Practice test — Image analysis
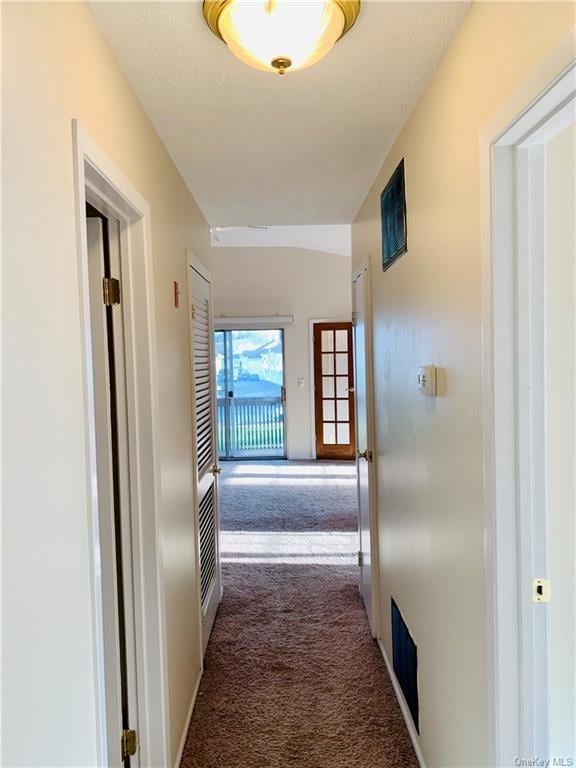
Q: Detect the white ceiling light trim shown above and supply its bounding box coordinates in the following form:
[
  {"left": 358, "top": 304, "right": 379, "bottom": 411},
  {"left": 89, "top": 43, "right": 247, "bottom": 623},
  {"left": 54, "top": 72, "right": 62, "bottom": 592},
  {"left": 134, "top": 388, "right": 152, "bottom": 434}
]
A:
[{"left": 210, "top": 224, "right": 351, "bottom": 257}]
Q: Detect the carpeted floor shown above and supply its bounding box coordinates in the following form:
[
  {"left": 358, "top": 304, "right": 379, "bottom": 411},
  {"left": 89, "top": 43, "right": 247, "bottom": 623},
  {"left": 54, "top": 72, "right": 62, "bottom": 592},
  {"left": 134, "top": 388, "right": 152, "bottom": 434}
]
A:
[
  {"left": 180, "top": 461, "right": 418, "bottom": 768},
  {"left": 218, "top": 460, "right": 358, "bottom": 532}
]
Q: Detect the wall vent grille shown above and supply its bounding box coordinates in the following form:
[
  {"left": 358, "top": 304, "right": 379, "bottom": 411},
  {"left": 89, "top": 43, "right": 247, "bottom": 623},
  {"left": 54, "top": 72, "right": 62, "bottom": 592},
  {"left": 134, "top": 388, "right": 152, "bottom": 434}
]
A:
[{"left": 391, "top": 597, "right": 419, "bottom": 732}]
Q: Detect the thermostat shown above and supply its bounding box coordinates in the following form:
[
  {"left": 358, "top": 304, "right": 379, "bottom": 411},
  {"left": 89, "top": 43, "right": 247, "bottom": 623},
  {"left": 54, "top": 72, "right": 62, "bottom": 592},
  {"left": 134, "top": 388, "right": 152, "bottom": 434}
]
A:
[{"left": 417, "top": 365, "right": 437, "bottom": 397}]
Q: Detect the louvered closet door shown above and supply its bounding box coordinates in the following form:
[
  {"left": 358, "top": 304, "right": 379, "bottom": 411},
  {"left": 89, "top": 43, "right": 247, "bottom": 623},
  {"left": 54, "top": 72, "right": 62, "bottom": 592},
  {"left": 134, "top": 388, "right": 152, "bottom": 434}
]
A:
[{"left": 189, "top": 261, "right": 222, "bottom": 654}]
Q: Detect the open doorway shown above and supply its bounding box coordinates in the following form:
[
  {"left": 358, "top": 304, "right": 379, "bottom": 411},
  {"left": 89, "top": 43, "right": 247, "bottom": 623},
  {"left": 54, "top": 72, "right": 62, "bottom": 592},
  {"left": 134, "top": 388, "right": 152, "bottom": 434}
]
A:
[
  {"left": 215, "top": 329, "right": 287, "bottom": 459},
  {"left": 85, "top": 202, "right": 139, "bottom": 768}
]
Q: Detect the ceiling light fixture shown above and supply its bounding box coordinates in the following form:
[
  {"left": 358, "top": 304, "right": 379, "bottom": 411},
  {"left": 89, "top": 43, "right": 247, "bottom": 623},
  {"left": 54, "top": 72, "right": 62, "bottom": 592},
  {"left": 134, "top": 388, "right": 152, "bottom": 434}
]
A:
[{"left": 203, "top": 0, "right": 361, "bottom": 76}]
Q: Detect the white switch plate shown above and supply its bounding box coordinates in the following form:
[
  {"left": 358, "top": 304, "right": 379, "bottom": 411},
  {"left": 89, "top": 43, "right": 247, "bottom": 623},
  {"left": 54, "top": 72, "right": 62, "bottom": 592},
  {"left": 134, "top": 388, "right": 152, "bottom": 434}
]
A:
[
  {"left": 417, "top": 365, "right": 437, "bottom": 397},
  {"left": 297, "top": 378, "right": 304, "bottom": 389}
]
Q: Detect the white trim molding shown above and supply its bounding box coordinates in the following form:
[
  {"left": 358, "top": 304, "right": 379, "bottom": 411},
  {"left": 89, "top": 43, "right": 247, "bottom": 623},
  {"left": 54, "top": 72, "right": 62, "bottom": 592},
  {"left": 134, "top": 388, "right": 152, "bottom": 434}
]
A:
[
  {"left": 72, "top": 120, "right": 170, "bottom": 768},
  {"left": 214, "top": 315, "right": 294, "bottom": 330},
  {"left": 378, "top": 641, "right": 426, "bottom": 768},
  {"left": 480, "top": 29, "right": 575, "bottom": 768}
]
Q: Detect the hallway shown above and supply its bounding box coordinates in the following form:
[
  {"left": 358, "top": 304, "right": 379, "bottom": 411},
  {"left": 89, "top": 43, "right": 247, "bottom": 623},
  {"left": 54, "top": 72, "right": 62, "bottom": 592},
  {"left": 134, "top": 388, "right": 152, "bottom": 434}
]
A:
[{"left": 181, "top": 462, "right": 418, "bottom": 768}]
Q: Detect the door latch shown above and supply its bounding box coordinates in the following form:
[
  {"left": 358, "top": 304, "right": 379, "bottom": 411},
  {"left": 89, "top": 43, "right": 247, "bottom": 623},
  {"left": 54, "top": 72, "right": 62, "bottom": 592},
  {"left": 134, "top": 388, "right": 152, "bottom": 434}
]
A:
[{"left": 532, "top": 578, "right": 551, "bottom": 603}]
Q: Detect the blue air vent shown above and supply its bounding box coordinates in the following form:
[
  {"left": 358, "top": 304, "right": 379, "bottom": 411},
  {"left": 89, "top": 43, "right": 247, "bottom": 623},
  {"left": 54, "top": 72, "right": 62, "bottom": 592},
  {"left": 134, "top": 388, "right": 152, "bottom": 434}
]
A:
[
  {"left": 381, "top": 159, "right": 407, "bottom": 271},
  {"left": 391, "top": 598, "right": 419, "bottom": 732}
]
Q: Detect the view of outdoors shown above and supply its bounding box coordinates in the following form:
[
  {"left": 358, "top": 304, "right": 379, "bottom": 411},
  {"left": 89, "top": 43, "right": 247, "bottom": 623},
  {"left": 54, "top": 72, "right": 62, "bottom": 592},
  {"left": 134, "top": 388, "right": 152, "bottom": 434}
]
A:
[{"left": 215, "top": 329, "right": 285, "bottom": 458}]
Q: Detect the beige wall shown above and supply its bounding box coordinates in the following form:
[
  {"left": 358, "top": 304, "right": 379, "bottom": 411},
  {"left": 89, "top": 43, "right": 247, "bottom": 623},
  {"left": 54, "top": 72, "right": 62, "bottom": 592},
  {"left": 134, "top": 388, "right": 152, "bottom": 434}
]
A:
[
  {"left": 210, "top": 247, "right": 352, "bottom": 459},
  {"left": 545, "top": 121, "right": 576, "bottom": 757},
  {"left": 351, "top": 4, "right": 575, "bottom": 767},
  {"left": 2, "top": 3, "right": 210, "bottom": 764}
]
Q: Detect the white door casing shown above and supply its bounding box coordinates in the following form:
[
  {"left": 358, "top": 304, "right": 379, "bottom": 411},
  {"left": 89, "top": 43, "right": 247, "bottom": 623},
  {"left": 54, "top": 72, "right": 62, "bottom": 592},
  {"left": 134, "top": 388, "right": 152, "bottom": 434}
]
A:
[
  {"left": 353, "top": 263, "right": 380, "bottom": 638},
  {"left": 188, "top": 253, "right": 223, "bottom": 654},
  {"left": 481, "top": 43, "right": 576, "bottom": 766},
  {"left": 73, "top": 121, "right": 170, "bottom": 767}
]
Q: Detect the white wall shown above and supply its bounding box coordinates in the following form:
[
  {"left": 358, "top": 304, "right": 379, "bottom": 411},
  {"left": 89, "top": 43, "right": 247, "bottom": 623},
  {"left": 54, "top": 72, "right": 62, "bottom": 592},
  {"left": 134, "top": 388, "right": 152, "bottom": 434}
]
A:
[
  {"left": 2, "top": 4, "right": 210, "bottom": 765},
  {"left": 210, "top": 247, "right": 352, "bottom": 459},
  {"left": 545, "top": 121, "right": 576, "bottom": 758},
  {"left": 351, "top": 4, "right": 575, "bottom": 767}
]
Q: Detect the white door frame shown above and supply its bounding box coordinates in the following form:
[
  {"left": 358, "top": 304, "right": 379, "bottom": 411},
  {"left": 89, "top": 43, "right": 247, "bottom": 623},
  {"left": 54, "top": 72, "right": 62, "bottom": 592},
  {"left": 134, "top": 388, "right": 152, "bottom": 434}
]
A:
[
  {"left": 480, "top": 31, "right": 575, "bottom": 767},
  {"left": 352, "top": 262, "right": 380, "bottom": 639},
  {"left": 72, "top": 121, "right": 170, "bottom": 767}
]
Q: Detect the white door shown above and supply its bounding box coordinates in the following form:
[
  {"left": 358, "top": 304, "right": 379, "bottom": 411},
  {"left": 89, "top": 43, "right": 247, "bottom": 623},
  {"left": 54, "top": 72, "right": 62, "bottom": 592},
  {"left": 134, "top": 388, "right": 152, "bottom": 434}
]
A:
[
  {"left": 353, "top": 265, "right": 378, "bottom": 636},
  {"left": 189, "top": 257, "right": 222, "bottom": 653},
  {"left": 86, "top": 213, "right": 140, "bottom": 767}
]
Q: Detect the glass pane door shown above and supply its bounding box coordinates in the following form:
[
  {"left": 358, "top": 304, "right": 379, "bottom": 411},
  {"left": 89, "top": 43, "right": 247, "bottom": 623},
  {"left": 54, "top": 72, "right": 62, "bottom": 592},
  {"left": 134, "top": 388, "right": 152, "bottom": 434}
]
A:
[
  {"left": 313, "top": 322, "right": 355, "bottom": 459},
  {"left": 216, "top": 329, "right": 286, "bottom": 459}
]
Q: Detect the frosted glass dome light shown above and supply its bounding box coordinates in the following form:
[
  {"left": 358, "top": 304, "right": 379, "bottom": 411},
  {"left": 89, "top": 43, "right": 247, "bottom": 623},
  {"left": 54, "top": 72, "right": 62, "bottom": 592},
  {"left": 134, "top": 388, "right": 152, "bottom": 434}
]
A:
[{"left": 203, "top": 0, "right": 361, "bottom": 75}]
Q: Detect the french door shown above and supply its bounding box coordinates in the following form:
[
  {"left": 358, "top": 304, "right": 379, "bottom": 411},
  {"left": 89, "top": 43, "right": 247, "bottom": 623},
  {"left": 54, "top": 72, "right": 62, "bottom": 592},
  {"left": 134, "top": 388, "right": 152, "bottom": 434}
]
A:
[
  {"left": 313, "top": 322, "right": 356, "bottom": 460},
  {"left": 215, "top": 329, "right": 286, "bottom": 459}
]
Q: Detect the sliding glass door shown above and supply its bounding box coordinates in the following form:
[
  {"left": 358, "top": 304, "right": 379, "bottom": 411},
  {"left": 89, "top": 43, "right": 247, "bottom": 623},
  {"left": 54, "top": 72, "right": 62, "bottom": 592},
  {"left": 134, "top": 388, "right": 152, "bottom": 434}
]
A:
[{"left": 215, "top": 329, "right": 286, "bottom": 459}]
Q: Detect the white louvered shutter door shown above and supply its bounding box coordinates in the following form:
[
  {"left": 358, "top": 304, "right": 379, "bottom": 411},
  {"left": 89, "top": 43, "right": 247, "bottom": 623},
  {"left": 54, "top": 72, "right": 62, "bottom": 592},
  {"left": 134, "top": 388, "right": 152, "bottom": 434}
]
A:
[{"left": 189, "top": 262, "right": 222, "bottom": 653}]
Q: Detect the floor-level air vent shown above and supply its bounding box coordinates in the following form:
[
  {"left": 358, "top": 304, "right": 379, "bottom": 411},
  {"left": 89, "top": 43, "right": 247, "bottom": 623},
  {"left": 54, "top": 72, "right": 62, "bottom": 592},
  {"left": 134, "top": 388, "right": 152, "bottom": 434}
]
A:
[
  {"left": 391, "top": 598, "right": 419, "bottom": 732},
  {"left": 199, "top": 484, "right": 217, "bottom": 613}
]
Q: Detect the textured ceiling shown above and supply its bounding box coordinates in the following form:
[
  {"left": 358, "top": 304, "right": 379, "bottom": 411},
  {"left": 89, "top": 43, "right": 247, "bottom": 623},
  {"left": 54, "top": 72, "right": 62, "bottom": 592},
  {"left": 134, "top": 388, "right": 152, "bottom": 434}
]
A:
[{"left": 91, "top": 1, "right": 469, "bottom": 226}]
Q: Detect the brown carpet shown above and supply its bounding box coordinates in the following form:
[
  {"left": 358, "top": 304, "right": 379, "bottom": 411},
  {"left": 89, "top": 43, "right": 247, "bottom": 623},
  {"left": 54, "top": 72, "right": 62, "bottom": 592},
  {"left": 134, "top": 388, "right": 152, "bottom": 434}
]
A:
[
  {"left": 218, "top": 460, "right": 358, "bottom": 532},
  {"left": 180, "top": 462, "right": 418, "bottom": 768}
]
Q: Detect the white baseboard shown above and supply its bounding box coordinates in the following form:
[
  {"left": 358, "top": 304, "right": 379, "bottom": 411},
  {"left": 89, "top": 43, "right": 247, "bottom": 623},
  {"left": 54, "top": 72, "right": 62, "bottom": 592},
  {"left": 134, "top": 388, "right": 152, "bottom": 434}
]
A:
[
  {"left": 173, "top": 667, "right": 203, "bottom": 768},
  {"left": 378, "top": 639, "right": 427, "bottom": 768}
]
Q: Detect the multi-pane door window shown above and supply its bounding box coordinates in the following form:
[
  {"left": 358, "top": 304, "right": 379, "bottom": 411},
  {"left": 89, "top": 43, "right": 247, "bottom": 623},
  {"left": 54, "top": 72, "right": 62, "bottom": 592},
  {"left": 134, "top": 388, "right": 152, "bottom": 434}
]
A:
[{"left": 313, "top": 322, "right": 355, "bottom": 459}]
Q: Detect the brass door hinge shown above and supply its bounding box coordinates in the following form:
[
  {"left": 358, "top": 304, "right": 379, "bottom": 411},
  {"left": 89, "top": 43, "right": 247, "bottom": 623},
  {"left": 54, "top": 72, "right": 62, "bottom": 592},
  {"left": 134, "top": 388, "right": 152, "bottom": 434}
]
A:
[
  {"left": 103, "top": 277, "right": 121, "bottom": 306},
  {"left": 121, "top": 729, "right": 138, "bottom": 761},
  {"left": 358, "top": 550, "right": 364, "bottom": 567},
  {"left": 352, "top": 311, "right": 357, "bottom": 326}
]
